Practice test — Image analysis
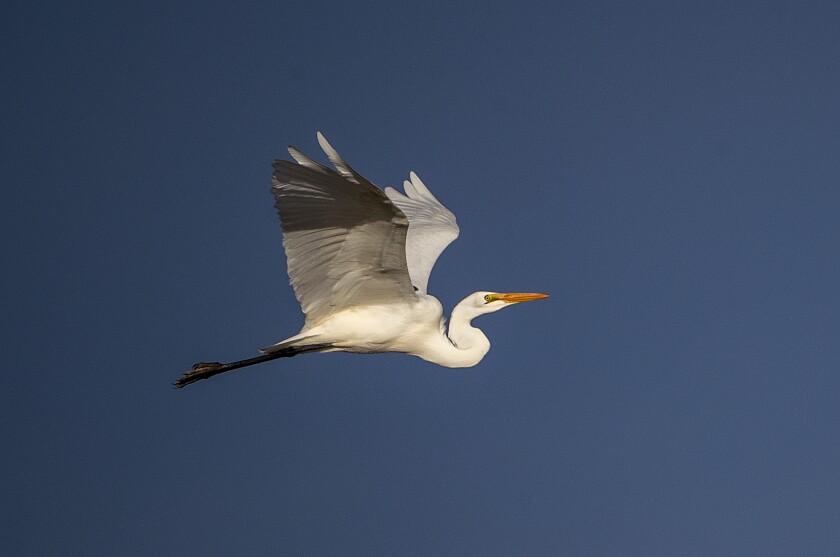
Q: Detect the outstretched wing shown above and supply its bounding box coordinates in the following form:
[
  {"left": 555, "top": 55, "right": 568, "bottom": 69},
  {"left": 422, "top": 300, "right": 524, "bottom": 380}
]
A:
[
  {"left": 384, "top": 172, "right": 459, "bottom": 294},
  {"left": 271, "top": 132, "right": 416, "bottom": 328}
]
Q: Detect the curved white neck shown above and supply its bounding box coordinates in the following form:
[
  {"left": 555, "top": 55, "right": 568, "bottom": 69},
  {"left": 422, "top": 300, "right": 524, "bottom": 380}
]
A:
[{"left": 419, "top": 298, "right": 491, "bottom": 368}]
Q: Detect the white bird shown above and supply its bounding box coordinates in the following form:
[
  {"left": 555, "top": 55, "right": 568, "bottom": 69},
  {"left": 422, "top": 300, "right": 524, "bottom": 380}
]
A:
[{"left": 175, "top": 133, "right": 547, "bottom": 387}]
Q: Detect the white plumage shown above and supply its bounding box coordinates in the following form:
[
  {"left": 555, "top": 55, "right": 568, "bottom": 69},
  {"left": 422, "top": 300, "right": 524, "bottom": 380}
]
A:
[{"left": 384, "top": 170, "right": 459, "bottom": 295}]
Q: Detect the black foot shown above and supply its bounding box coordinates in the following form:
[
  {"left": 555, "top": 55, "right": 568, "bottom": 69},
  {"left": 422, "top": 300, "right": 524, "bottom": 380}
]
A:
[{"left": 174, "top": 362, "right": 224, "bottom": 388}]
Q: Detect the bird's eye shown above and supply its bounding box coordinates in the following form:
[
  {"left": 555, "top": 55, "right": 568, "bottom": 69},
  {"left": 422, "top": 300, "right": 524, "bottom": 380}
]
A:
[{"left": 484, "top": 294, "right": 493, "bottom": 303}]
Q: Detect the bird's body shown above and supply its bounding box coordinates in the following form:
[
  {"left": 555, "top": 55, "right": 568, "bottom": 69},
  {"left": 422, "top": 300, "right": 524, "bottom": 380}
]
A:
[
  {"left": 264, "top": 292, "right": 490, "bottom": 368},
  {"left": 176, "top": 133, "right": 547, "bottom": 387}
]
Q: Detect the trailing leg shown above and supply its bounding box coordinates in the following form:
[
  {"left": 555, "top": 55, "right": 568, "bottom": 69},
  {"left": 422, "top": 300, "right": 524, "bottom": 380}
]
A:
[{"left": 174, "top": 343, "right": 333, "bottom": 388}]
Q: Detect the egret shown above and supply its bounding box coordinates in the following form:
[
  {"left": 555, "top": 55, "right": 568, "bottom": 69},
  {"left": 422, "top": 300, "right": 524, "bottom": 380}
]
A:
[{"left": 175, "top": 133, "right": 547, "bottom": 387}]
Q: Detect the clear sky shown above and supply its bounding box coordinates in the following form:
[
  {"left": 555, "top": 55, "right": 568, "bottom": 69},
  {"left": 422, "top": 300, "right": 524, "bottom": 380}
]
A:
[{"left": 2, "top": 1, "right": 839, "bottom": 555}]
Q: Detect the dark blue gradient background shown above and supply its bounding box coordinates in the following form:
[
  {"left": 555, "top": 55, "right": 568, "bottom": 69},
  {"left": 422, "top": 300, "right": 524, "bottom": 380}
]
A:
[{"left": 2, "top": 1, "right": 839, "bottom": 554}]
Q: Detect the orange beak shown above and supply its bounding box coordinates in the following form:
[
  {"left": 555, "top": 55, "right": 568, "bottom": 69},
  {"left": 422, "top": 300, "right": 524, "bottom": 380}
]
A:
[{"left": 497, "top": 292, "right": 550, "bottom": 304}]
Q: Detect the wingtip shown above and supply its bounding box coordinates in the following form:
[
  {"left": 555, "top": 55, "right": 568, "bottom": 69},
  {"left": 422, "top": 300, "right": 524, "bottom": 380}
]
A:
[{"left": 316, "top": 131, "right": 334, "bottom": 156}]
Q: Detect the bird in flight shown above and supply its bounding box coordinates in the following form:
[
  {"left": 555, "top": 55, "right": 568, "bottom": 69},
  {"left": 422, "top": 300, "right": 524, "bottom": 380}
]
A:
[{"left": 175, "top": 133, "right": 547, "bottom": 387}]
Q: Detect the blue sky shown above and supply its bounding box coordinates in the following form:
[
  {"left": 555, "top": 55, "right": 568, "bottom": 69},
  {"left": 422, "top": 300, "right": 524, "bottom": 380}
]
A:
[{"left": 2, "top": 1, "right": 839, "bottom": 555}]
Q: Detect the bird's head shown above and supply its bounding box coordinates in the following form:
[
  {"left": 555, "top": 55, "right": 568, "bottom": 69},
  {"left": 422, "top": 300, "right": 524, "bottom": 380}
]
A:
[{"left": 462, "top": 291, "right": 550, "bottom": 317}]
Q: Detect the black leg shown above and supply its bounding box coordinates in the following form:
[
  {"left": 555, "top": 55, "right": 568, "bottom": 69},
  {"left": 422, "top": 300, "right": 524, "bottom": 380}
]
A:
[{"left": 173, "top": 343, "right": 333, "bottom": 388}]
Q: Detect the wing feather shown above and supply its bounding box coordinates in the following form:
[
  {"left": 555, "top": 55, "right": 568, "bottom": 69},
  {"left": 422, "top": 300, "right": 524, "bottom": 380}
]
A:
[
  {"left": 271, "top": 135, "right": 416, "bottom": 328},
  {"left": 384, "top": 172, "right": 459, "bottom": 294}
]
